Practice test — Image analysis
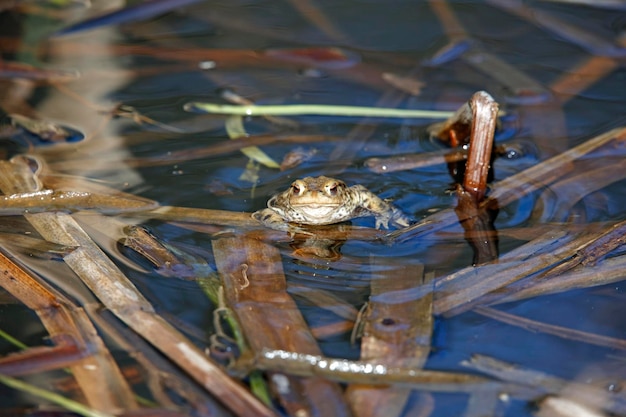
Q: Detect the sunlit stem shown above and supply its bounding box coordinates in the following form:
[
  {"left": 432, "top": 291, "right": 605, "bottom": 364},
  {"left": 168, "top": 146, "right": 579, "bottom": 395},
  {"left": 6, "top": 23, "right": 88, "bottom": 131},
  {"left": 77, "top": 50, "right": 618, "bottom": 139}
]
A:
[
  {"left": 185, "top": 102, "right": 456, "bottom": 119},
  {"left": 0, "top": 328, "right": 28, "bottom": 350},
  {"left": 0, "top": 374, "right": 113, "bottom": 417}
]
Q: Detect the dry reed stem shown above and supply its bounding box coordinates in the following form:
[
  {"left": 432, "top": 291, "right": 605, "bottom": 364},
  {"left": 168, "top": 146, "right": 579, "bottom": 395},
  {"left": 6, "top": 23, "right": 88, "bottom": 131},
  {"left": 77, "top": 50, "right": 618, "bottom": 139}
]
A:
[
  {"left": 0, "top": 157, "right": 275, "bottom": 417},
  {"left": 474, "top": 305, "right": 626, "bottom": 351},
  {"left": 365, "top": 147, "right": 465, "bottom": 174},
  {"left": 255, "top": 349, "right": 506, "bottom": 393},
  {"left": 433, "top": 229, "right": 583, "bottom": 315},
  {"left": 434, "top": 218, "right": 626, "bottom": 315},
  {"left": 0, "top": 249, "right": 137, "bottom": 413},
  {"left": 493, "top": 247, "right": 626, "bottom": 305}
]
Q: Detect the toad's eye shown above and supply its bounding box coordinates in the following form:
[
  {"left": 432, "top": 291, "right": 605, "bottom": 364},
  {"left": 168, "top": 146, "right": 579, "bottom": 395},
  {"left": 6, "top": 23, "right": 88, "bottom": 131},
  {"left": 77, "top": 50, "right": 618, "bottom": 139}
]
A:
[
  {"left": 327, "top": 182, "right": 339, "bottom": 195},
  {"left": 291, "top": 182, "right": 304, "bottom": 194}
]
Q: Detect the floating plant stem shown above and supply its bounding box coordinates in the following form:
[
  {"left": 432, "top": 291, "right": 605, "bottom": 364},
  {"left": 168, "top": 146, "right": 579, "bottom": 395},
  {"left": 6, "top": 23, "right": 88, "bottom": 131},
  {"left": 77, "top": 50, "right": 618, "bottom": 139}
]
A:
[
  {"left": 185, "top": 102, "right": 455, "bottom": 119},
  {"left": 0, "top": 374, "right": 114, "bottom": 417},
  {"left": 254, "top": 349, "right": 501, "bottom": 392},
  {"left": 0, "top": 328, "right": 28, "bottom": 350}
]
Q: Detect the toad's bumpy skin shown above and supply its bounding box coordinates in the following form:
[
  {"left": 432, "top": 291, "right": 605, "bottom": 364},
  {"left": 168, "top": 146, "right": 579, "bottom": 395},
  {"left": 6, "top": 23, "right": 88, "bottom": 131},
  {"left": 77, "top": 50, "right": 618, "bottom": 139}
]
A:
[{"left": 253, "top": 176, "right": 410, "bottom": 231}]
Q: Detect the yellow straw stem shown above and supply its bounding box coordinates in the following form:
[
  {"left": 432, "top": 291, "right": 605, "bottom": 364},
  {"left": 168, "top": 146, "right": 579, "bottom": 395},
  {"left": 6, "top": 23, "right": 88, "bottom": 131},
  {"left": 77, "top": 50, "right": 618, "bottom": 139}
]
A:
[{"left": 185, "top": 102, "right": 455, "bottom": 119}]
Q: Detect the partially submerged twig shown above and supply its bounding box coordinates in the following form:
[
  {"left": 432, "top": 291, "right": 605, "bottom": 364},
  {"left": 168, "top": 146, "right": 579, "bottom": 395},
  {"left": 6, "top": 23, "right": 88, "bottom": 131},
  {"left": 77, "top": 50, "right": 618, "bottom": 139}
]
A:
[
  {"left": 389, "top": 126, "right": 626, "bottom": 242},
  {"left": 448, "top": 91, "right": 500, "bottom": 265},
  {"left": 462, "top": 92, "right": 498, "bottom": 203},
  {"left": 253, "top": 349, "right": 506, "bottom": 392}
]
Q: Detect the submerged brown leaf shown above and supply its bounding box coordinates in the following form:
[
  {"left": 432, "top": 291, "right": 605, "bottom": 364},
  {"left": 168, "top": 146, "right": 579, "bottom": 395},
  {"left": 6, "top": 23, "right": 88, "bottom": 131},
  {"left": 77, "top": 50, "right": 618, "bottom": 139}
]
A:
[{"left": 212, "top": 234, "right": 352, "bottom": 417}]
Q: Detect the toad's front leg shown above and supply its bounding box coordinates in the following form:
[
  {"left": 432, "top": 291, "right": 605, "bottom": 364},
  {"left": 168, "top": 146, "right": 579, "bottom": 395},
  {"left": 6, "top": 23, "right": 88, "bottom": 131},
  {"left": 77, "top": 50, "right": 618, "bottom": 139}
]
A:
[
  {"left": 252, "top": 208, "right": 290, "bottom": 231},
  {"left": 351, "top": 185, "right": 411, "bottom": 229},
  {"left": 252, "top": 208, "right": 314, "bottom": 236}
]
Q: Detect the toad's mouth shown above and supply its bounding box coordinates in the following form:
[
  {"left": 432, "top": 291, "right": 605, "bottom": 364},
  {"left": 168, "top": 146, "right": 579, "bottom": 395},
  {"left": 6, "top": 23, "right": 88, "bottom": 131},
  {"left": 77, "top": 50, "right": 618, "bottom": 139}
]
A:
[
  {"left": 290, "top": 203, "right": 343, "bottom": 220},
  {"left": 291, "top": 202, "right": 342, "bottom": 208}
]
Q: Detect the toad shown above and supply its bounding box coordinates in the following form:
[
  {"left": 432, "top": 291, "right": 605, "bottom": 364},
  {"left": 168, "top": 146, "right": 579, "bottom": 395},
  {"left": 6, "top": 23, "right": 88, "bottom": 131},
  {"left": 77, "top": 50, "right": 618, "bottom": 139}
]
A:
[{"left": 253, "top": 176, "right": 410, "bottom": 231}]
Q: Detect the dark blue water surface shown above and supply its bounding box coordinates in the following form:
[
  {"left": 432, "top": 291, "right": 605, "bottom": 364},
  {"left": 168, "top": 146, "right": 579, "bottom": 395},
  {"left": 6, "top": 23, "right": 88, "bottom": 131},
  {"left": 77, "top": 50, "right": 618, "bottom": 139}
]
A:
[{"left": 0, "top": 1, "right": 625, "bottom": 415}]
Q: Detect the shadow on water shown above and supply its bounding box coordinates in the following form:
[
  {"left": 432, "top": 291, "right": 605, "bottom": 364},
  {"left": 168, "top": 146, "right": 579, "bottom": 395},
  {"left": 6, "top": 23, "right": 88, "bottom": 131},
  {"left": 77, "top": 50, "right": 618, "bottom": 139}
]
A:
[{"left": 0, "top": 1, "right": 625, "bottom": 416}]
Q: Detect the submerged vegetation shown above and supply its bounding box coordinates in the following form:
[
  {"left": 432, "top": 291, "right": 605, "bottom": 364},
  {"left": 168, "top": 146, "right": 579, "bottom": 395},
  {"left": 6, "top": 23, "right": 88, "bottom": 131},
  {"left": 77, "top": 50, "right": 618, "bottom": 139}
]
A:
[{"left": 0, "top": 1, "right": 624, "bottom": 416}]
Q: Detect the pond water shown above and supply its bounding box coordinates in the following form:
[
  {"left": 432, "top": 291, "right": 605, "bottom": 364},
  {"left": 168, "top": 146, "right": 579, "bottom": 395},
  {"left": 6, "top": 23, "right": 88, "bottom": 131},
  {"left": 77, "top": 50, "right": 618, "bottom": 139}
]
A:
[{"left": 0, "top": 1, "right": 625, "bottom": 416}]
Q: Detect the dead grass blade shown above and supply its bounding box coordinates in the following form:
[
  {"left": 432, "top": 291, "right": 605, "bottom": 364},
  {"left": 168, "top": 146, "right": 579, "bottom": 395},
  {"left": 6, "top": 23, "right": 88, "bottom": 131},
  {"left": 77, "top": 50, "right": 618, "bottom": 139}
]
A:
[
  {"left": 0, "top": 250, "right": 137, "bottom": 412},
  {"left": 0, "top": 190, "right": 157, "bottom": 215},
  {"left": 0, "top": 157, "right": 275, "bottom": 417},
  {"left": 474, "top": 305, "right": 626, "bottom": 351},
  {"left": 434, "top": 216, "right": 626, "bottom": 315},
  {"left": 493, "top": 251, "right": 626, "bottom": 305},
  {"left": 433, "top": 228, "right": 583, "bottom": 315}
]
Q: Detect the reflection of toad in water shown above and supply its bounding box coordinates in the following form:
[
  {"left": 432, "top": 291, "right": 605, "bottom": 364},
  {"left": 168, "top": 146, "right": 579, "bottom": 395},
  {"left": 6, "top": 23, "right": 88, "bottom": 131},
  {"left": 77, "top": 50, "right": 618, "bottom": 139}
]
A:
[
  {"left": 253, "top": 176, "right": 410, "bottom": 260},
  {"left": 288, "top": 224, "right": 349, "bottom": 261}
]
